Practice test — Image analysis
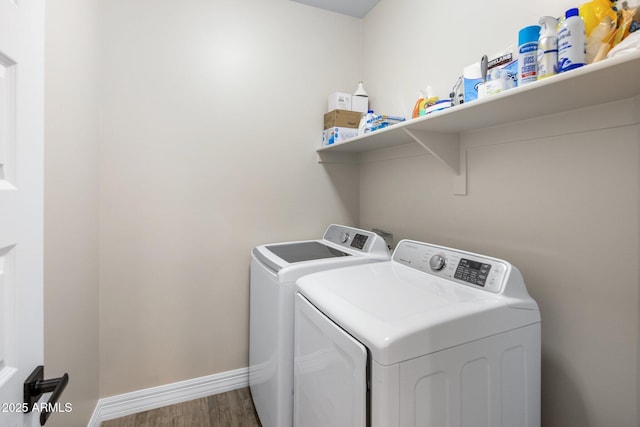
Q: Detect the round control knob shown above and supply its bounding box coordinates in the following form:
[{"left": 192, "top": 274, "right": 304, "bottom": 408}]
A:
[
  {"left": 429, "top": 254, "right": 446, "bottom": 271},
  {"left": 340, "top": 232, "right": 350, "bottom": 243}
]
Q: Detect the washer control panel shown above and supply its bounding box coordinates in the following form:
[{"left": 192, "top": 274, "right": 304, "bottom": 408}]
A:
[
  {"left": 393, "top": 240, "right": 509, "bottom": 293},
  {"left": 454, "top": 258, "right": 492, "bottom": 287},
  {"left": 323, "top": 225, "right": 379, "bottom": 252}
]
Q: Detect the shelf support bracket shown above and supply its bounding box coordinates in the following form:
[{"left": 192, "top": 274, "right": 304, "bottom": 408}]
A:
[
  {"left": 402, "top": 129, "right": 459, "bottom": 174},
  {"left": 403, "top": 128, "right": 467, "bottom": 195},
  {"left": 452, "top": 148, "right": 467, "bottom": 196}
]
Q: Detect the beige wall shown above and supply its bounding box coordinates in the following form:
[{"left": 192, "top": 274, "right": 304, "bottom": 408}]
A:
[
  {"left": 44, "top": 0, "right": 101, "bottom": 426},
  {"left": 98, "top": 0, "right": 363, "bottom": 397},
  {"left": 362, "top": 0, "right": 640, "bottom": 424}
]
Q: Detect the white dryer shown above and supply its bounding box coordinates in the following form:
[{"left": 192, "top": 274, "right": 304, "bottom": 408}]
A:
[
  {"left": 294, "top": 239, "right": 541, "bottom": 427},
  {"left": 249, "top": 224, "right": 390, "bottom": 427}
]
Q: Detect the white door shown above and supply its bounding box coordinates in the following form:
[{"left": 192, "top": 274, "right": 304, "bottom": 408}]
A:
[
  {"left": 0, "top": 0, "right": 45, "bottom": 426},
  {"left": 294, "top": 294, "right": 367, "bottom": 427}
]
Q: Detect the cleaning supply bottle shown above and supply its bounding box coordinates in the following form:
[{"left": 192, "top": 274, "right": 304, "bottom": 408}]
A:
[
  {"left": 518, "top": 25, "right": 541, "bottom": 85},
  {"left": 412, "top": 90, "right": 425, "bottom": 119},
  {"left": 357, "top": 112, "right": 367, "bottom": 136},
  {"left": 537, "top": 16, "right": 559, "bottom": 80},
  {"left": 558, "top": 8, "right": 587, "bottom": 73},
  {"left": 364, "top": 110, "right": 377, "bottom": 133}
]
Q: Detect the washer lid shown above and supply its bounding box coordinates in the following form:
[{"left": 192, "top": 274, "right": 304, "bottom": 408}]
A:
[
  {"left": 296, "top": 259, "right": 540, "bottom": 366},
  {"left": 265, "top": 241, "right": 350, "bottom": 264},
  {"left": 252, "top": 225, "right": 390, "bottom": 279}
]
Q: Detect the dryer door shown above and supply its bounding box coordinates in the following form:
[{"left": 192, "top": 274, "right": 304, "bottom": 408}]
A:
[{"left": 294, "top": 293, "right": 367, "bottom": 427}]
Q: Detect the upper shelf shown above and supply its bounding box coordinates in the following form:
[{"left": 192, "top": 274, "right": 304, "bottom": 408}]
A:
[{"left": 317, "top": 51, "right": 640, "bottom": 155}]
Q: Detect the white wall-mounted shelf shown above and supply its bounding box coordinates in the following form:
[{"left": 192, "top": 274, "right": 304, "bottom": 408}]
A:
[{"left": 317, "top": 51, "right": 640, "bottom": 195}]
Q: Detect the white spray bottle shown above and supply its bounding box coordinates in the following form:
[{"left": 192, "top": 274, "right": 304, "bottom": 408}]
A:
[{"left": 538, "top": 16, "right": 559, "bottom": 79}]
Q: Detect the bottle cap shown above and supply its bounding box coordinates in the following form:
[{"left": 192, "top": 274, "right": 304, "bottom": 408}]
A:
[
  {"left": 519, "top": 25, "right": 541, "bottom": 45},
  {"left": 566, "top": 8, "right": 579, "bottom": 18}
]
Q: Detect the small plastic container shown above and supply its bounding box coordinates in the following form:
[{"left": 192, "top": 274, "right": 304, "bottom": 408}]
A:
[{"left": 463, "top": 62, "right": 483, "bottom": 102}]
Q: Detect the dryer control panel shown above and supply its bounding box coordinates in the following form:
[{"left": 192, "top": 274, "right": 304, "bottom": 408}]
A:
[{"left": 393, "top": 240, "right": 509, "bottom": 293}]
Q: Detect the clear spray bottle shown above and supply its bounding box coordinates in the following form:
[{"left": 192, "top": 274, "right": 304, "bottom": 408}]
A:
[{"left": 537, "top": 16, "right": 559, "bottom": 80}]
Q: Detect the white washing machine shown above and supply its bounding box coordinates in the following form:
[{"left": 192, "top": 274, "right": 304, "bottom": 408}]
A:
[
  {"left": 294, "top": 239, "right": 541, "bottom": 427},
  {"left": 249, "top": 224, "right": 390, "bottom": 427}
]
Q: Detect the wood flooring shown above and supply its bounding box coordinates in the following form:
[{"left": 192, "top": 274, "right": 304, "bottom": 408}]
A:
[{"left": 100, "top": 387, "right": 261, "bottom": 427}]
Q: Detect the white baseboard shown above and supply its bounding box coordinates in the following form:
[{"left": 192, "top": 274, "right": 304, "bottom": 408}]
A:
[{"left": 87, "top": 367, "right": 249, "bottom": 426}]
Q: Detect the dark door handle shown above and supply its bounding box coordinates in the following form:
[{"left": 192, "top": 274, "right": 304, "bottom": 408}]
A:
[{"left": 23, "top": 365, "right": 69, "bottom": 425}]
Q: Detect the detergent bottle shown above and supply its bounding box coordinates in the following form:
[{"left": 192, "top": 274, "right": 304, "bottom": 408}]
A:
[{"left": 412, "top": 90, "right": 425, "bottom": 119}]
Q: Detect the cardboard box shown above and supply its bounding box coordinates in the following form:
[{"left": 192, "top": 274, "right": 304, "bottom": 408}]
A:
[
  {"left": 351, "top": 95, "right": 369, "bottom": 113},
  {"left": 322, "top": 127, "right": 359, "bottom": 146},
  {"left": 328, "top": 92, "right": 352, "bottom": 111},
  {"left": 324, "top": 109, "right": 362, "bottom": 130}
]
